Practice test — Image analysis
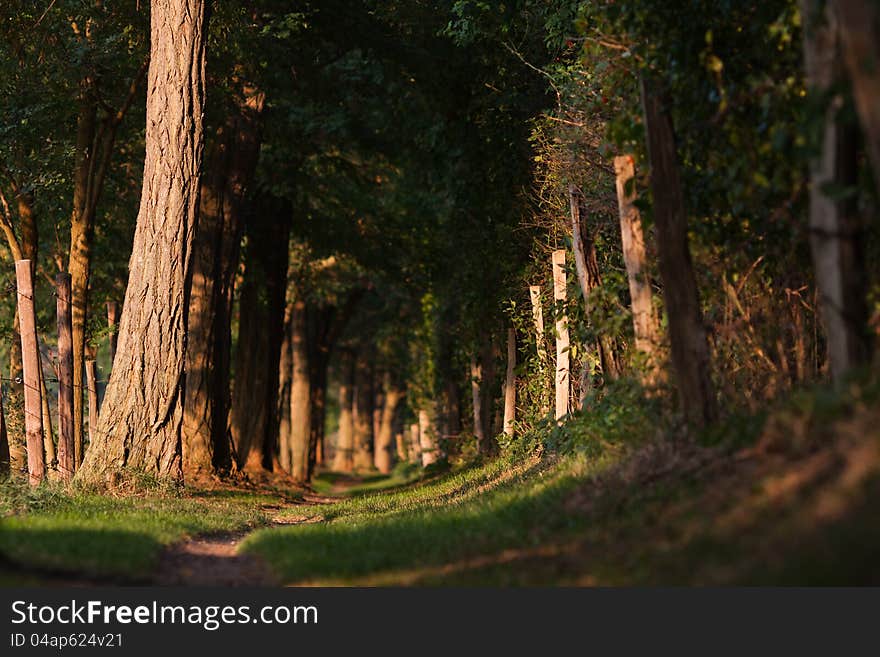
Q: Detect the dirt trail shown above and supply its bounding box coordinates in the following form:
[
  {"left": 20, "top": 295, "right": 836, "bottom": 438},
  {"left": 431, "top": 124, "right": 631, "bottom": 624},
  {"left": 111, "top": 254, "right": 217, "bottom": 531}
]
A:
[
  {"left": 152, "top": 489, "right": 342, "bottom": 586},
  {"left": 153, "top": 529, "right": 277, "bottom": 586}
]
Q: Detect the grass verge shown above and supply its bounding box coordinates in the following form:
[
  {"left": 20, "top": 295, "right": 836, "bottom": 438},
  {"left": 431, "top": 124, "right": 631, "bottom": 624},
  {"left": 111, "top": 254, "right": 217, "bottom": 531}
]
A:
[{"left": 0, "top": 483, "right": 272, "bottom": 583}]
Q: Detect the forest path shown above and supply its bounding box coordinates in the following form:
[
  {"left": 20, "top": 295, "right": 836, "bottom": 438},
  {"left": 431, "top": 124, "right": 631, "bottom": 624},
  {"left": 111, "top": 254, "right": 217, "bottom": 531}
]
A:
[{"left": 151, "top": 479, "right": 359, "bottom": 586}]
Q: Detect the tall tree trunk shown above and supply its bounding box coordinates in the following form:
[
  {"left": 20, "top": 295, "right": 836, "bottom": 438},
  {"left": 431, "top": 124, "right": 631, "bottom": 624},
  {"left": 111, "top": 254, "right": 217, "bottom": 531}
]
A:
[
  {"left": 77, "top": 0, "right": 208, "bottom": 484},
  {"left": 375, "top": 373, "right": 401, "bottom": 474},
  {"left": 275, "top": 294, "right": 294, "bottom": 473},
  {"left": 832, "top": 0, "right": 880, "bottom": 196},
  {"left": 68, "top": 83, "right": 97, "bottom": 472},
  {"left": 307, "top": 334, "right": 329, "bottom": 476},
  {"left": 614, "top": 155, "right": 662, "bottom": 384},
  {"left": 229, "top": 201, "right": 291, "bottom": 473},
  {"left": 332, "top": 351, "right": 355, "bottom": 472},
  {"left": 569, "top": 185, "right": 620, "bottom": 382},
  {"left": 288, "top": 299, "right": 311, "bottom": 483},
  {"left": 68, "top": 60, "right": 148, "bottom": 471},
  {"left": 352, "top": 354, "right": 375, "bottom": 470},
  {"left": 184, "top": 83, "right": 265, "bottom": 477},
  {"left": 640, "top": 76, "right": 718, "bottom": 428},
  {"left": 801, "top": 0, "right": 870, "bottom": 382}
]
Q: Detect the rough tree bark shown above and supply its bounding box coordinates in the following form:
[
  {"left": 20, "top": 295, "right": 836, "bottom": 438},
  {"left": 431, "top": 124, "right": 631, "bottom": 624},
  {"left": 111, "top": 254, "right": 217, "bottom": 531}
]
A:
[
  {"left": 229, "top": 201, "right": 291, "bottom": 473},
  {"left": 640, "top": 75, "right": 718, "bottom": 427},
  {"left": 183, "top": 82, "right": 265, "bottom": 477},
  {"left": 69, "top": 60, "right": 149, "bottom": 471},
  {"left": 77, "top": 0, "right": 208, "bottom": 484},
  {"left": 614, "top": 155, "right": 662, "bottom": 384},
  {"left": 801, "top": 0, "right": 869, "bottom": 382}
]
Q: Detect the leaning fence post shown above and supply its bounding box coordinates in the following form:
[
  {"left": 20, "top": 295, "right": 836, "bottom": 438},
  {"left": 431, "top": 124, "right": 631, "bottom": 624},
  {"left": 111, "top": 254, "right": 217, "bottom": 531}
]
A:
[
  {"left": 56, "top": 273, "right": 75, "bottom": 481},
  {"left": 15, "top": 259, "right": 45, "bottom": 485},
  {"left": 552, "top": 250, "right": 570, "bottom": 422}
]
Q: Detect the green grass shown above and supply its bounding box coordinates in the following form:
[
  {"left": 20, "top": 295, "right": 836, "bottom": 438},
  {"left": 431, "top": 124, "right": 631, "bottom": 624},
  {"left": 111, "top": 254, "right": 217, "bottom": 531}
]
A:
[
  {"left": 240, "top": 454, "right": 610, "bottom": 584},
  {"left": 0, "top": 482, "right": 270, "bottom": 581}
]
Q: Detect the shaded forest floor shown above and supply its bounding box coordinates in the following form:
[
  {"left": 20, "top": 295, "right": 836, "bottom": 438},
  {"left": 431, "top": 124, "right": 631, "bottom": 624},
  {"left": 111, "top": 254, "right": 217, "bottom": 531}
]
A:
[{"left": 2, "top": 381, "right": 880, "bottom": 586}]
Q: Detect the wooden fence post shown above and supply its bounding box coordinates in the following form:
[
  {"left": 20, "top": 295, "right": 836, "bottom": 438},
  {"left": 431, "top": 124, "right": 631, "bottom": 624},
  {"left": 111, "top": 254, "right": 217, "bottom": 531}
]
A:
[
  {"left": 418, "top": 408, "right": 437, "bottom": 467},
  {"left": 614, "top": 154, "right": 662, "bottom": 385},
  {"left": 552, "top": 250, "right": 570, "bottom": 422},
  {"left": 15, "top": 259, "right": 45, "bottom": 485},
  {"left": 503, "top": 327, "right": 516, "bottom": 437},
  {"left": 56, "top": 273, "right": 75, "bottom": 481},
  {"left": 106, "top": 301, "right": 120, "bottom": 367},
  {"left": 529, "top": 284, "right": 549, "bottom": 415},
  {"left": 86, "top": 359, "right": 99, "bottom": 450}
]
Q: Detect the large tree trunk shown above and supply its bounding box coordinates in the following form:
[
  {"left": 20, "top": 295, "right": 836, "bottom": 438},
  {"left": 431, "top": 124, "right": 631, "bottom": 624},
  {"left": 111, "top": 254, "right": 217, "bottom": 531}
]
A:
[
  {"left": 832, "top": 0, "right": 880, "bottom": 196},
  {"left": 569, "top": 185, "right": 620, "bottom": 384},
  {"left": 68, "top": 84, "right": 97, "bottom": 473},
  {"left": 472, "top": 334, "right": 497, "bottom": 454},
  {"left": 183, "top": 83, "right": 265, "bottom": 477},
  {"left": 640, "top": 76, "right": 718, "bottom": 428},
  {"left": 229, "top": 201, "right": 291, "bottom": 473},
  {"left": 801, "top": 0, "right": 870, "bottom": 382},
  {"left": 352, "top": 354, "right": 375, "bottom": 470},
  {"left": 375, "top": 373, "right": 402, "bottom": 474},
  {"left": 332, "top": 351, "right": 356, "bottom": 472},
  {"left": 288, "top": 299, "right": 311, "bottom": 483},
  {"left": 614, "top": 155, "right": 662, "bottom": 384},
  {"left": 68, "top": 61, "right": 148, "bottom": 471},
  {"left": 77, "top": 0, "right": 208, "bottom": 484}
]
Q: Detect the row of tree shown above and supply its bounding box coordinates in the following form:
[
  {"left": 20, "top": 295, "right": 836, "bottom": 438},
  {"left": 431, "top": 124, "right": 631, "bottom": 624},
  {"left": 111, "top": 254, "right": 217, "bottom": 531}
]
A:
[{"left": 1, "top": 0, "right": 879, "bottom": 487}]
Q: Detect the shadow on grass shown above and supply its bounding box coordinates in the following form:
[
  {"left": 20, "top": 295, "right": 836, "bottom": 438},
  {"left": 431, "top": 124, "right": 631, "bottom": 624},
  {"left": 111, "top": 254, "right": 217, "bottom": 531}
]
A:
[
  {"left": 0, "top": 527, "right": 161, "bottom": 582},
  {"left": 243, "top": 462, "right": 584, "bottom": 583}
]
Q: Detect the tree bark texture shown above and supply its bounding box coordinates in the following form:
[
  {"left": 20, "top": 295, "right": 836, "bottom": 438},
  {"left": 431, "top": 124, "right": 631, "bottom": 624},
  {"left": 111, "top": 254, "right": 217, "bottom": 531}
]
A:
[
  {"left": 229, "top": 201, "right": 291, "bottom": 472},
  {"left": 640, "top": 75, "right": 718, "bottom": 428},
  {"left": 183, "top": 82, "right": 265, "bottom": 477},
  {"left": 77, "top": 0, "right": 208, "bottom": 484}
]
